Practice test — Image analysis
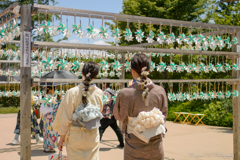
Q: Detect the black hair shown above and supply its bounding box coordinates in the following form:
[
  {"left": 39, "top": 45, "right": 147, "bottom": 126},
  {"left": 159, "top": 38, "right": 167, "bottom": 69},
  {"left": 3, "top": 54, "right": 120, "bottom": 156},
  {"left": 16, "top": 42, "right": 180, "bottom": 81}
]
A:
[
  {"left": 131, "top": 53, "right": 150, "bottom": 82},
  {"left": 130, "top": 53, "right": 151, "bottom": 105},
  {"left": 82, "top": 61, "right": 99, "bottom": 106},
  {"left": 46, "top": 86, "right": 53, "bottom": 94}
]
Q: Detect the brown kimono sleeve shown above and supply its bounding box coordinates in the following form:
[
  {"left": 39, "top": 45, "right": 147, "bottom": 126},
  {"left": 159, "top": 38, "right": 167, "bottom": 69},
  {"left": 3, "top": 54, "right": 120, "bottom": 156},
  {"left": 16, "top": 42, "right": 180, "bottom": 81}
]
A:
[
  {"left": 113, "top": 91, "right": 128, "bottom": 122},
  {"left": 160, "top": 89, "right": 168, "bottom": 122}
]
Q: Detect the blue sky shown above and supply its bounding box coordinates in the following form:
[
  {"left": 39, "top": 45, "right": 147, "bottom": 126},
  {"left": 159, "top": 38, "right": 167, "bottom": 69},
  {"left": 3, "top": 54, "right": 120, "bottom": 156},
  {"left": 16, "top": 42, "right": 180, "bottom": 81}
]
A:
[{"left": 52, "top": 0, "right": 123, "bottom": 45}]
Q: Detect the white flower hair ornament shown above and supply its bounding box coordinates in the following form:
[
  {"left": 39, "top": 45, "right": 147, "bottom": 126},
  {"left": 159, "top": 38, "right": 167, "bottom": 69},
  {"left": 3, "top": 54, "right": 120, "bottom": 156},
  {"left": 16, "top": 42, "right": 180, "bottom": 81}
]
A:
[
  {"left": 141, "top": 66, "right": 149, "bottom": 77},
  {"left": 86, "top": 72, "right": 91, "bottom": 77}
]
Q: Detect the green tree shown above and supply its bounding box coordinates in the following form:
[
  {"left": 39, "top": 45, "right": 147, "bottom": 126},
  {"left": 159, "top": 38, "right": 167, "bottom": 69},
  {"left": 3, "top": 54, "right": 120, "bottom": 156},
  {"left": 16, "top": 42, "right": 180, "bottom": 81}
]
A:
[{"left": 204, "top": 0, "right": 240, "bottom": 26}]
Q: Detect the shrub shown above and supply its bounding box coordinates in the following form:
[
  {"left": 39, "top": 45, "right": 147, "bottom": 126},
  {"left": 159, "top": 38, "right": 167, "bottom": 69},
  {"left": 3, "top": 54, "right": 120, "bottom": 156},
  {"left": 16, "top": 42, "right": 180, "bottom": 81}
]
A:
[{"left": 167, "top": 99, "right": 233, "bottom": 127}]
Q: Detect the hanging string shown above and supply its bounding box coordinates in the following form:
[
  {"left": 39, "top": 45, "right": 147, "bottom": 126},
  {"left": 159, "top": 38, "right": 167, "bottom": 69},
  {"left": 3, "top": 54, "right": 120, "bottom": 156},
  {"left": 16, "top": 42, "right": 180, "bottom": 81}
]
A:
[
  {"left": 80, "top": 17, "right": 82, "bottom": 31},
  {"left": 205, "top": 82, "right": 207, "bottom": 93},
  {"left": 138, "top": 20, "right": 141, "bottom": 30},
  {"left": 38, "top": 13, "right": 40, "bottom": 26},
  {"left": 52, "top": 83, "right": 54, "bottom": 97},
  {"left": 170, "top": 53, "right": 172, "bottom": 63},
  {"left": 170, "top": 83, "right": 173, "bottom": 94},
  {"left": 52, "top": 14, "right": 54, "bottom": 28},
  {"left": 222, "top": 82, "right": 224, "bottom": 93},
  {"left": 60, "top": 83, "right": 62, "bottom": 99},
  {"left": 191, "top": 54, "right": 193, "bottom": 64},
  {"left": 61, "top": 12, "right": 62, "bottom": 24},
  {"left": 89, "top": 49, "right": 91, "bottom": 61},
  {"left": 197, "top": 83, "right": 199, "bottom": 93},
  {"left": 170, "top": 24, "right": 172, "bottom": 34},
  {"left": 149, "top": 22, "right": 151, "bottom": 35},
  {"left": 67, "top": 15, "right": 68, "bottom": 31},
  {"left": 45, "top": 10, "right": 48, "bottom": 22},
  {"left": 45, "top": 82, "right": 47, "bottom": 96},
  {"left": 214, "top": 82, "right": 216, "bottom": 93},
  {"left": 209, "top": 82, "right": 211, "bottom": 92},
  {"left": 200, "top": 83, "right": 202, "bottom": 92},
  {"left": 226, "top": 82, "right": 228, "bottom": 92}
]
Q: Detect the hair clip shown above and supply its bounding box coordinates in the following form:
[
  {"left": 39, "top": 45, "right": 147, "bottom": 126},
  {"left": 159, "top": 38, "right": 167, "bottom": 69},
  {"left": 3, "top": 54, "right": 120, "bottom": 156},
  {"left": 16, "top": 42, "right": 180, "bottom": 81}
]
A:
[{"left": 86, "top": 72, "right": 91, "bottom": 77}]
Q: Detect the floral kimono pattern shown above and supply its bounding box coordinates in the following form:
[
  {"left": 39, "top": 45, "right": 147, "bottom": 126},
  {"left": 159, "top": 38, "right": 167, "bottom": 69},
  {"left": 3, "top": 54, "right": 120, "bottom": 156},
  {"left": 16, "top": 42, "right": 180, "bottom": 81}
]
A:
[
  {"left": 14, "top": 109, "right": 41, "bottom": 137},
  {"left": 42, "top": 101, "right": 61, "bottom": 150}
]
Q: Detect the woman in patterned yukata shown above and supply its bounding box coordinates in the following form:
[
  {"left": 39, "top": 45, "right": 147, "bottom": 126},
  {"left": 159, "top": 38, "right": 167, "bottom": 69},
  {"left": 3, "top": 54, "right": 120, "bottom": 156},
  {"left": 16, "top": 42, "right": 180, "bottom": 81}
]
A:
[
  {"left": 12, "top": 95, "right": 43, "bottom": 145},
  {"left": 40, "top": 86, "right": 61, "bottom": 153},
  {"left": 53, "top": 61, "right": 103, "bottom": 160},
  {"left": 113, "top": 53, "right": 168, "bottom": 160}
]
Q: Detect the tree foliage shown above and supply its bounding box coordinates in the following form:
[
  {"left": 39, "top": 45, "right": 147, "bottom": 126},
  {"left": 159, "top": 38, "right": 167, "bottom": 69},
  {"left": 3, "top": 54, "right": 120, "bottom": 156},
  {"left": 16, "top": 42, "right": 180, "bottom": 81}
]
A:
[{"left": 204, "top": 0, "right": 240, "bottom": 26}]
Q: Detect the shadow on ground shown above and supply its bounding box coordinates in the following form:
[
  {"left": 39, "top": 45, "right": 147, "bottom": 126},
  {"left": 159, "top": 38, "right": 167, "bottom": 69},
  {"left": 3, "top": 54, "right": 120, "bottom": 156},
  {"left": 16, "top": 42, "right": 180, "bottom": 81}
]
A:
[
  {"left": 208, "top": 127, "right": 233, "bottom": 133},
  {"left": 0, "top": 144, "right": 42, "bottom": 154},
  {"left": 18, "top": 149, "right": 56, "bottom": 157}
]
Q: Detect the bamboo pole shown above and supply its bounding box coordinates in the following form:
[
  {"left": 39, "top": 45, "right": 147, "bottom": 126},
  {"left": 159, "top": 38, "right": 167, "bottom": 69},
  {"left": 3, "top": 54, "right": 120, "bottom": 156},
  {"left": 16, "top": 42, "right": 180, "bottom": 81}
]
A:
[
  {"left": 33, "top": 78, "right": 240, "bottom": 84},
  {"left": 33, "top": 41, "right": 240, "bottom": 56},
  {"left": 34, "top": 4, "right": 240, "bottom": 31}
]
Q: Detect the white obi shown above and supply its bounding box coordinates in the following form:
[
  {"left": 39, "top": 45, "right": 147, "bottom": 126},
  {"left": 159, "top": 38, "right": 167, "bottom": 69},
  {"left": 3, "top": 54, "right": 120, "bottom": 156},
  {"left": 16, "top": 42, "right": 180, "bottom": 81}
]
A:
[{"left": 127, "top": 107, "right": 166, "bottom": 143}]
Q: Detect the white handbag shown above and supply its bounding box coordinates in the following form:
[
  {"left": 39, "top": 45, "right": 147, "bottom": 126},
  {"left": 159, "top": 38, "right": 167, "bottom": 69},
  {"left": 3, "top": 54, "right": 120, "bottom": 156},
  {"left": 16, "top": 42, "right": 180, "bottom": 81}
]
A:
[{"left": 48, "top": 151, "right": 67, "bottom": 160}]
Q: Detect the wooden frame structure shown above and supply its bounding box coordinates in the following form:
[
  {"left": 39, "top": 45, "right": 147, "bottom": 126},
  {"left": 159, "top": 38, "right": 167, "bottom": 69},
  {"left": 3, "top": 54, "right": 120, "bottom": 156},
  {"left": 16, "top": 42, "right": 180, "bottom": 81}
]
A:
[{"left": 0, "top": 2, "right": 240, "bottom": 160}]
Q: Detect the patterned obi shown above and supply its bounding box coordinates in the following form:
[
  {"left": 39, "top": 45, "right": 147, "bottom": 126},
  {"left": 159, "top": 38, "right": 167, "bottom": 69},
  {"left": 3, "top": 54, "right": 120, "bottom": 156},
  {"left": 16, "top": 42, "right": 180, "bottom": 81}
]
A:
[
  {"left": 127, "top": 107, "right": 166, "bottom": 143},
  {"left": 72, "top": 103, "right": 103, "bottom": 130}
]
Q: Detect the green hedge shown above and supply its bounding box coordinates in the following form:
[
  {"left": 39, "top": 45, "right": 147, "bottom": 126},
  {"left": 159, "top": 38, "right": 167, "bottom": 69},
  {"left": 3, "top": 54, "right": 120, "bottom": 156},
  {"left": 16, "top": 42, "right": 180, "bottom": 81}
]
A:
[
  {"left": 0, "top": 97, "right": 20, "bottom": 108},
  {"left": 0, "top": 86, "right": 234, "bottom": 127},
  {"left": 167, "top": 98, "right": 233, "bottom": 127}
]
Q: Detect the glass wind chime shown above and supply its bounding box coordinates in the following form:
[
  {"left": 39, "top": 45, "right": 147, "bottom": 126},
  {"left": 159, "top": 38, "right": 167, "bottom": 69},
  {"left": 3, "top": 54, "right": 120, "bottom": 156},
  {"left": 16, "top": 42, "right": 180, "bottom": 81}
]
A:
[
  {"left": 0, "top": 83, "right": 20, "bottom": 97},
  {"left": 167, "top": 82, "right": 239, "bottom": 102},
  {"left": 34, "top": 12, "right": 238, "bottom": 50},
  {"left": 0, "top": 16, "right": 20, "bottom": 43}
]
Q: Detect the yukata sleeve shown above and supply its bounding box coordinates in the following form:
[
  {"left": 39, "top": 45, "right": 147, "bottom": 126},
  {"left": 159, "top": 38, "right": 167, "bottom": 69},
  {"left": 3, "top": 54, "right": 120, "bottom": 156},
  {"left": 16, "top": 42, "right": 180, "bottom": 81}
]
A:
[
  {"left": 52, "top": 90, "right": 75, "bottom": 135},
  {"left": 96, "top": 91, "right": 104, "bottom": 112},
  {"left": 113, "top": 91, "right": 128, "bottom": 122}
]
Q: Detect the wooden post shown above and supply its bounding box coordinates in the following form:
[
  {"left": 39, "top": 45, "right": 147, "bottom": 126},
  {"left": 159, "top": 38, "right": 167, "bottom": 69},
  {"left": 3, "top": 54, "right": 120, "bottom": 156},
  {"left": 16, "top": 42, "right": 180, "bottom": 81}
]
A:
[
  {"left": 20, "top": 5, "right": 32, "bottom": 160},
  {"left": 232, "top": 31, "right": 240, "bottom": 160}
]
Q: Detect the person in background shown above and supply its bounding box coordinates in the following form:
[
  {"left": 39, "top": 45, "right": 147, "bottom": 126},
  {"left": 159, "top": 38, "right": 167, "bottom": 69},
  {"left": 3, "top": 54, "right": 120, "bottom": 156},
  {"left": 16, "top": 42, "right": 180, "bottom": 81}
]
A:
[
  {"left": 113, "top": 53, "right": 168, "bottom": 160},
  {"left": 12, "top": 95, "right": 43, "bottom": 145},
  {"left": 99, "top": 83, "right": 124, "bottom": 148},
  {"left": 41, "top": 86, "right": 61, "bottom": 153},
  {"left": 53, "top": 61, "right": 104, "bottom": 160}
]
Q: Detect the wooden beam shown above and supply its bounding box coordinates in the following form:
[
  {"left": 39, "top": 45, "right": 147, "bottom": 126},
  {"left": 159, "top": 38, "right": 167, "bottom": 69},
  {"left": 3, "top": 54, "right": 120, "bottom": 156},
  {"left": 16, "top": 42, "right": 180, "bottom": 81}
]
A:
[
  {"left": 20, "top": 5, "right": 32, "bottom": 160},
  {"left": 33, "top": 4, "right": 240, "bottom": 32},
  {"left": 0, "top": 2, "right": 19, "bottom": 18},
  {"left": 4, "top": 40, "right": 20, "bottom": 44},
  {"left": 232, "top": 30, "right": 240, "bottom": 160},
  {"left": 0, "top": 60, "right": 38, "bottom": 64},
  {"left": 33, "top": 41, "right": 240, "bottom": 56},
  {"left": 221, "top": 0, "right": 239, "bottom": 2},
  {"left": 0, "top": 81, "right": 20, "bottom": 84},
  {"left": 0, "top": 14, "right": 18, "bottom": 26},
  {"left": 33, "top": 78, "right": 240, "bottom": 83}
]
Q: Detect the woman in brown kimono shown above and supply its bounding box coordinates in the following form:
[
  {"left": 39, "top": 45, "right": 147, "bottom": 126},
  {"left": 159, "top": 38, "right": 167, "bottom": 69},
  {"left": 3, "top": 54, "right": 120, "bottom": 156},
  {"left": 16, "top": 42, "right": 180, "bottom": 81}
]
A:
[{"left": 113, "top": 53, "right": 168, "bottom": 160}]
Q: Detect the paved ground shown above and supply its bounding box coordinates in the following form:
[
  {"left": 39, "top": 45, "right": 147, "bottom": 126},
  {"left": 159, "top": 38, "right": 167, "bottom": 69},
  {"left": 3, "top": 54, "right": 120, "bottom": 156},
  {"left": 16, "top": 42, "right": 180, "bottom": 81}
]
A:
[{"left": 0, "top": 114, "right": 233, "bottom": 160}]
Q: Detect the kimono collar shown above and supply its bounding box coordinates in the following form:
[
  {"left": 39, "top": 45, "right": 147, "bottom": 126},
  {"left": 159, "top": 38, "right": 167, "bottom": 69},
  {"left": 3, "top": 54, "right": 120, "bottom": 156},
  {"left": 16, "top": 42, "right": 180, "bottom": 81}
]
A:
[
  {"left": 132, "top": 79, "right": 154, "bottom": 91},
  {"left": 79, "top": 83, "right": 97, "bottom": 91}
]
